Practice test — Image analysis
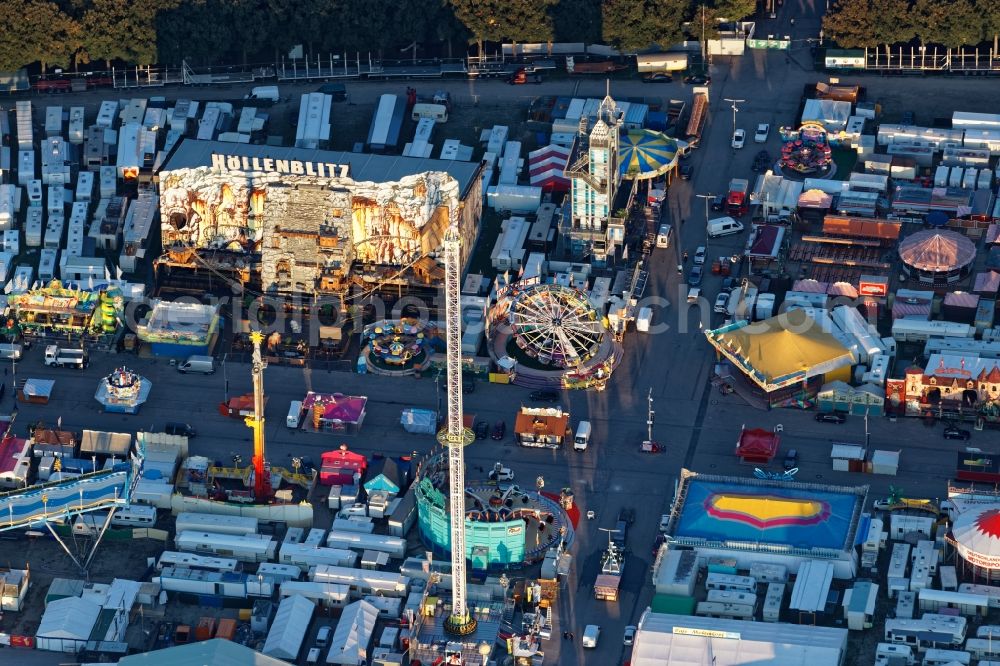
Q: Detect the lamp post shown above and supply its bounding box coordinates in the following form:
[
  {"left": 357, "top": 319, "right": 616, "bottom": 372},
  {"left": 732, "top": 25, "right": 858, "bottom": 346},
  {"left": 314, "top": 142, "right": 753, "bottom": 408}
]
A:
[
  {"left": 723, "top": 98, "right": 745, "bottom": 137},
  {"left": 695, "top": 193, "right": 715, "bottom": 233},
  {"left": 479, "top": 641, "right": 492, "bottom": 666}
]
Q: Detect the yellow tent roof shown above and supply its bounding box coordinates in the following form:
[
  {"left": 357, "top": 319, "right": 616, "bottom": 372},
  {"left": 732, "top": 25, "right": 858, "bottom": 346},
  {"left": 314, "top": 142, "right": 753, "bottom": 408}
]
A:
[{"left": 708, "top": 309, "right": 854, "bottom": 388}]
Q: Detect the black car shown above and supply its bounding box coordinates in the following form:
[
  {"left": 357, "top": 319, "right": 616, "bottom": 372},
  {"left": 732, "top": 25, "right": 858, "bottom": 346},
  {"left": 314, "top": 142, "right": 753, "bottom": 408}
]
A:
[
  {"left": 491, "top": 420, "right": 507, "bottom": 440},
  {"left": 683, "top": 74, "right": 711, "bottom": 85},
  {"left": 618, "top": 507, "right": 636, "bottom": 525},
  {"left": 710, "top": 195, "right": 726, "bottom": 211},
  {"left": 944, "top": 426, "right": 971, "bottom": 441},
  {"left": 814, "top": 412, "right": 846, "bottom": 424},
  {"left": 641, "top": 72, "right": 673, "bottom": 83},
  {"left": 612, "top": 519, "right": 629, "bottom": 548},
  {"left": 901, "top": 110, "right": 915, "bottom": 125},
  {"left": 474, "top": 421, "right": 489, "bottom": 440},
  {"left": 687, "top": 265, "right": 703, "bottom": 286},
  {"left": 165, "top": 422, "right": 196, "bottom": 437},
  {"left": 783, "top": 448, "right": 799, "bottom": 471},
  {"left": 529, "top": 389, "right": 560, "bottom": 403},
  {"left": 721, "top": 277, "right": 738, "bottom": 292},
  {"left": 752, "top": 150, "right": 771, "bottom": 172},
  {"left": 680, "top": 164, "right": 693, "bottom": 180}
]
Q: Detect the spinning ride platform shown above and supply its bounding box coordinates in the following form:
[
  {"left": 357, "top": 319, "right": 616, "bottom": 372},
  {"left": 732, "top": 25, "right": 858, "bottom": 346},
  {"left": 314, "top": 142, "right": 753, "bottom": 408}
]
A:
[{"left": 95, "top": 366, "right": 151, "bottom": 414}]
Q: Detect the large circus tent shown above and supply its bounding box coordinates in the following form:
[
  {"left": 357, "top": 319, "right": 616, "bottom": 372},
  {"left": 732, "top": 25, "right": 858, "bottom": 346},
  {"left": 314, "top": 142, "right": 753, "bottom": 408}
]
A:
[
  {"left": 950, "top": 504, "right": 1000, "bottom": 581},
  {"left": 898, "top": 229, "right": 976, "bottom": 284},
  {"left": 619, "top": 129, "right": 682, "bottom": 180}
]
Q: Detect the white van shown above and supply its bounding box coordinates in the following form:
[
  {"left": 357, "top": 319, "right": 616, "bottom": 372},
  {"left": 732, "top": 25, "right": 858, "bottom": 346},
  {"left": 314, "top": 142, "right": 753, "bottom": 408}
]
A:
[
  {"left": 177, "top": 355, "right": 215, "bottom": 374},
  {"left": 0, "top": 343, "right": 22, "bottom": 360},
  {"left": 582, "top": 624, "right": 601, "bottom": 648},
  {"left": 656, "top": 223, "right": 673, "bottom": 248},
  {"left": 287, "top": 400, "right": 303, "bottom": 429},
  {"left": 306, "top": 647, "right": 321, "bottom": 664},
  {"left": 707, "top": 216, "right": 744, "bottom": 238},
  {"left": 411, "top": 103, "right": 448, "bottom": 123},
  {"left": 245, "top": 86, "right": 279, "bottom": 103},
  {"left": 573, "top": 421, "right": 592, "bottom": 451}
]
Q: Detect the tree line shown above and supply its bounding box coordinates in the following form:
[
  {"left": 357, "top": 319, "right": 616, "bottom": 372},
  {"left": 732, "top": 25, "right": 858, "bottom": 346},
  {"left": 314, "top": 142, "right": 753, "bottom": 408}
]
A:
[
  {"left": 0, "top": 0, "right": 758, "bottom": 73},
  {"left": 823, "top": 0, "right": 1000, "bottom": 52}
]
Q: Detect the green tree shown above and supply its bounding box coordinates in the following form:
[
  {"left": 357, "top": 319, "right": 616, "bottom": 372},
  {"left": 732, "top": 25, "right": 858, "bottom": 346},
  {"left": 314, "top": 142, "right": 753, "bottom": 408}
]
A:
[
  {"left": 602, "top": 0, "right": 688, "bottom": 52},
  {"left": 822, "top": 0, "right": 913, "bottom": 53},
  {"left": 978, "top": 0, "right": 1000, "bottom": 53},
  {"left": 0, "top": 0, "right": 79, "bottom": 71},
  {"left": 713, "top": 0, "right": 757, "bottom": 21},
  {"left": 155, "top": 0, "right": 235, "bottom": 65},
  {"left": 80, "top": 0, "right": 164, "bottom": 67},
  {"left": 449, "top": 0, "right": 557, "bottom": 58},
  {"left": 552, "top": 0, "right": 602, "bottom": 44},
  {"left": 912, "top": 0, "right": 981, "bottom": 48}
]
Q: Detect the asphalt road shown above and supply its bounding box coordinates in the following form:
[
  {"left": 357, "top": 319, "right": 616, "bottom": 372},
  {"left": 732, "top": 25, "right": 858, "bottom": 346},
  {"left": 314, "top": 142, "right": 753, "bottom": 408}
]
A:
[{"left": 6, "top": 4, "right": 1000, "bottom": 661}]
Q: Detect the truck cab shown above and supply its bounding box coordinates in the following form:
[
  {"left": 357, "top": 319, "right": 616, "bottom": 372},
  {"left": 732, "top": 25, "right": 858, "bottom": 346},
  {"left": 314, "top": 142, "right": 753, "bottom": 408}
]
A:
[
  {"left": 489, "top": 462, "right": 514, "bottom": 482},
  {"left": 44, "top": 345, "right": 87, "bottom": 368},
  {"left": 726, "top": 178, "right": 750, "bottom": 217}
]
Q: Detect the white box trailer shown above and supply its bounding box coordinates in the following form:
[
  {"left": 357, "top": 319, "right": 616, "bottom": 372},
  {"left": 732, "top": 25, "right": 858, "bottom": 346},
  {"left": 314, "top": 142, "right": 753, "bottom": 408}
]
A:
[
  {"left": 44, "top": 213, "right": 64, "bottom": 249},
  {"left": 27, "top": 178, "right": 42, "bottom": 205},
  {"left": 15, "top": 101, "right": 32, "bottom": 151},
  {"left": 131, "top": 478, "right": 174, "bottom": 509},
  {"left": 96, "top": 100, "right": 117, "bottom": 129},
  {"left": 120, "top": 98, "right": 147, "bottom": 125},
  {"left": 38, "top": 248, "right": 57, "bottom": 282},
  {"left": 45, "top": 106, "right": 63, "bottom": 137},
  {"left": 279, "top": 542, "right": 358, "bottom": 571},
  {"left": 99, "top": 166, "right": 116, "bottom": 197},
  {"left": 310, "top": 565, "right": 410, "bottom": 597},
  {"left": 0, "top": 231, "right": 13, "bottom": 255},
  {"left": 156, "top": 550, "right": 240, "bottom": 573},
  {"left": 174, "top": 530, "right": 276, "bottom": 563},
  {"left": 68, "top": 107, "right": 85, "bottom": 145},
  {"left": 46, "top": 184, "right": 65, "bottom": 216},
  {"left": 24, "top": 207, "right": 42, "bottom": 247},
  {"left": 75, "top": 170, "right": 93, "bottom": 202},
  {"left": 325, "top": 530, "right": 406, "bottom": 559},
  {"left": 17, "top": 150, "right": 35, "bottom": 186},
  {"left": 175, "top": 512, "right": 259, "bottom": 536},
  {"left": 891, "top": 319, "right": 975, "bottom": 343},
  {"left": 636, "top": 52, "right": 689, "bottom": 72}
]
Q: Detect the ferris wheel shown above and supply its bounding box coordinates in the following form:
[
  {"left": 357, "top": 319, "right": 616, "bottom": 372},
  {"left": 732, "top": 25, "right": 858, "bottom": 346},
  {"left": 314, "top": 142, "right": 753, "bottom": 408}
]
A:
[{"left": 508, "top": 284, "right": 604, "bottom": 368}]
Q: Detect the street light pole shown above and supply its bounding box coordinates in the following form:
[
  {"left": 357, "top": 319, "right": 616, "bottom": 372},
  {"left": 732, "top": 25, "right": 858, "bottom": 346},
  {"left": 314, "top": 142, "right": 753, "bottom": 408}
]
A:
[
  {"left": 723, "top": 98, "right": 745, "bottom": 139},
  {"left": 695, "top": 193, "right": 715, "bottom": 233}
]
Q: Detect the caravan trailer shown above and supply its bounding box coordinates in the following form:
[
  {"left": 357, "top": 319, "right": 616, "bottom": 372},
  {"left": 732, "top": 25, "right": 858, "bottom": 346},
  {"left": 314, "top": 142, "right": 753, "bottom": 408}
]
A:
[
  {"left": 366, "top": 94, "right": 405, "bottom": 153},
  {"left": 891, "top": 319, "right": 975, "bottom": 343},
  {"left": 173, "top": 531, "right": 276, "bottom": 563},
  {"left": 278, "top": 542, "right": 358, "bottom": 571},
  {"left": 174, "top": 512, "right": 258, "bottom": 536},
  {"left": 156, "top": 551, "right": 240, "bottom": 573},
  {"left": 295, "top": 93, "right": 333, "bottom": 150},
  {"left": 885, "top": 614, "right": 967, "bottom": 651}
]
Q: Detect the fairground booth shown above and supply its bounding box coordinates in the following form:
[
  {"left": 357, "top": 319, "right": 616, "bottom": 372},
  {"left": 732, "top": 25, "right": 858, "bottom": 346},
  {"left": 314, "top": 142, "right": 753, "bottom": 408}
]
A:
[
  {"left": 7, "top": 281, "right": 123, "bottom": 342},
  {"left": 136, "top": 300, "right": 220, "bottom": 357},
  {"left": 303, "top": 392, "right": 367, "bottom": 433}
]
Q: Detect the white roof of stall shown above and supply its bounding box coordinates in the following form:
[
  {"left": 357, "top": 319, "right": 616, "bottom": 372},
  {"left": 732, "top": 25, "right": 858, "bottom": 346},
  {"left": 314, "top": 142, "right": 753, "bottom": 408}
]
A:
[
  {"left": 262, "top": 594, "right": 316, "bottom": 660},
  {"left": 36, "top": 595, "right": 101, "bottom": 641},
  {"left": 326, "top": 599, "right": 378, "bottom": 664},
  {"left": 631, "top": 610, "right": 848, "bottom": 666},
  {"left": 802, "top": 99, "right": 851, "bottom": 132},
  {"left": 119, "top": 639, "right": 290, "bottom": 666}
]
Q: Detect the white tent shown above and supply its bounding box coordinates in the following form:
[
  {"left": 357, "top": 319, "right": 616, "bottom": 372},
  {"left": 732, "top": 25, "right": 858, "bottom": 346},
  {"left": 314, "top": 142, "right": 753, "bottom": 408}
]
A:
[
  {"left": 262, "top": 594, "right": 316, "bottom": 660},
  {"left": 36, "top": 596, "right": 102, "bottom": 652},
  {"left": 326, "top": 599, "right": 378, "bottom": 664}
]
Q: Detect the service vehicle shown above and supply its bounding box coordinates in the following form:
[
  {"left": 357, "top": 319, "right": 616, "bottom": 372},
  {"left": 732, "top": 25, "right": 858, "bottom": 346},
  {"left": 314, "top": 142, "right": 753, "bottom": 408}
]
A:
[
  {"left": 44, "top": 345, "right": 87, "bottom": 368},
  {"left": 177, "top": 355, "right": 215, "bottom": 374},
  {"left": 582, "top": 625, "right": 601, "bottom": 648},
  {"left": 489, "top": 462, "right": 515, "bottom": 481},
  {"left": 944, "top": 426, "right": 971, "bottom": 440},
  {"left": 707, "top": 217, "right": 744, "bottom": 238},
  {"left": 726, "top": 178, "right": 750, "bottom": 217}
]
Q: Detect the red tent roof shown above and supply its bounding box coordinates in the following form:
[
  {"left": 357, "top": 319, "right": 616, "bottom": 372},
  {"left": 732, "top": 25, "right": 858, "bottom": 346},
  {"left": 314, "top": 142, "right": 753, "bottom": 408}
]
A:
[{"left": 735, "top": 428, "right": 779, "bottom": 462}]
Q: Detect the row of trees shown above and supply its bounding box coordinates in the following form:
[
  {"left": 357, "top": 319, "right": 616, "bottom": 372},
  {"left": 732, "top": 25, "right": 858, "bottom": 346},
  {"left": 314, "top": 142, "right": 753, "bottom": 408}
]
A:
[
  {"left": 0, "top": 0, "right": 757, "bottom": 73},
  {"left": 823, "top": 0, "right": 1000, "bottom": 52}
]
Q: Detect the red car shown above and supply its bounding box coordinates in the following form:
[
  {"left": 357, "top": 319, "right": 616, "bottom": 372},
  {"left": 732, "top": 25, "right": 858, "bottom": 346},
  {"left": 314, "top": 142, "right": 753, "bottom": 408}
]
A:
[{"left": 491, "top": 420, "right": 506, "bottom": 440}]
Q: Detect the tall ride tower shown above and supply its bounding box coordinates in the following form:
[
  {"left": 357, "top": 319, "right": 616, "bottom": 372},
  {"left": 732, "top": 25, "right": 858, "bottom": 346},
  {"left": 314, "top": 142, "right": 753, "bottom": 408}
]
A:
[
  {"left": 246, "top": 330, "right": 272, "bottom": 501},
  {"left": 438, "top": 224, "right": 477, "bottom": 636}
]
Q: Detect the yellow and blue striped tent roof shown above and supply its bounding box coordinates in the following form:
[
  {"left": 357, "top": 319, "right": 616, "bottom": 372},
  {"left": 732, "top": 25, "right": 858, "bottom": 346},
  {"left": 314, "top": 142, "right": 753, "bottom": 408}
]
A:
[{"left": 619, "top": 129, "right": 680, "bottom": 180}]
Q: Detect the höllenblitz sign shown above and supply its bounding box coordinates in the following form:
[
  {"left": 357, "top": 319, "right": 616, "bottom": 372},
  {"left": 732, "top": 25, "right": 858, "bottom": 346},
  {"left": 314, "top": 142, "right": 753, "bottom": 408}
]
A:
[{"left": 211, "top": 153, "right": 350, "bottom": 179}]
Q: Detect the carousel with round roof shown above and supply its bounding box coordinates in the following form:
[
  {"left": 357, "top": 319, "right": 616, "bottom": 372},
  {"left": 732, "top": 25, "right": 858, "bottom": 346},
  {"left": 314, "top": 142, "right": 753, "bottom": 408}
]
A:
[
  {"left": 950, "top": 504, "right": 1000, "bottom": 582},
  {"left": 898, "top": 229, "right": 976, "bottom": 285}
]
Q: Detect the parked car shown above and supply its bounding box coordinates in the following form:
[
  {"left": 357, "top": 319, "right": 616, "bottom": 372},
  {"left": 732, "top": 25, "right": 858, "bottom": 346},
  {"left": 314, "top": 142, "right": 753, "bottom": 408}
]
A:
[
  {"left": 752, "top": 150, "right": 771, "bottom": 172},
  {"left": 530, "top": 389, "right": 560, "bottom": 402},
  {"left": 618, "top": 507, "right": 636, "bottom": 525},
  {"left": 624, "top": 625, "right": 637, "bottom": 646},
  {"left": 687, "top": 265, "right": 703, "bottom": 286},
  {"left": 783, "top": 448, "right": 799, "bottom": 471},
  {"left": 754, "top": 123, "right": 770, "bottom": 143},
  {"left": 474, "top": 421, "right": 489, "bottom": 440},
  {"left": 815, "top": 412, "right": 846, "bottom": 424},
  {"left": 613, "top": 520, "right": 629, "bottom": 547},
  {"left": 944, "top": 425, "right": 971, "bottom": 440},
  {"left": 491, "top": 420, "right": 507, "bottom": 440},
  {"left": 721, "top": 277, "right": 738, "bottom": 292},
  {"left": 687, "top": 287, "right": 702, "bottom": 303},
  {"left": 711, "top": 194, "right": 726, "bottom": 211},
  {"left": 731, "top": 129, "right": 746, "bottom": 149},
  {"left": 693, "top": 245, "right": 707, "bottom": 265},
  {"left": 164, "top": 422, "right": 196, "bottom": 437},
  {"left": 680, "top": 164, "right": 693, "bottom": 180},
  {"left": 641, "top": 72, "right": 672, "bottom": 83},
  {"left": 714, "top": 292, "right": 729, "bottom": 314},
  {"left": 683, "top": 74, "right": 711, "bottom": 85}
]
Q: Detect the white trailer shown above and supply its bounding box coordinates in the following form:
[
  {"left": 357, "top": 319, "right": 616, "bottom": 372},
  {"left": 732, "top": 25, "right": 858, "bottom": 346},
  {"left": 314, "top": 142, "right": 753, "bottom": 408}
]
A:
[
  {"left": 75, "top": 171, "right": 93, "bottom": 202},
  {"left": 891, "top": 319, "right": 975, "bottom": 343},
  {"left": 44, "top": 214, "right": 64, "bottom": 249},
  {"left": 174, "top": 512, "right": 259, "bottom": 536},
  {"left": 24, "top": 208, "right": 42, "bottom": 247},
  {"left": 325, "top": 530, "right": 406, "bottom": 559},
  {"left": 119, "top": 98, "right": 147, "bottom": 126},
  {"left": 310, "top": 565, "right": 410, "bottom": 597},
  {"left": 68, "top": 107, "right": 85, "bottom": 145},
  {"left": 279, "top": 542, "right": 358, "bottom": 571},
  {"left": 295, "top": 92, "right": 332, "bottom": 149},
  {"left": 17, "top": 150, "right": 35, "bottom": 186},
  {"left": 636, "top": 53, "right": 689, "bottom": 72},
  {"left": 44, "top": 106, "right": 63, "bottom": 137},
  {"left": 95, "top": 100, "right": 117, "bottom": 129},
  {"left": 99, "top": 166, "right": 116, "bottom": 197},
  {"left": 156, "top": 551, "right": 240, "bottom": 573},
  {"left": 15, "top": 101, "right": 32, "bottom": 151},
  {"left": 173, "top": 530, "right": 276, "bottom": 563},
  {"left": 38, "top": 248, "right": 58, "bottom": 282},
  {"left": 116, "top": 122, "right": 141, "bottom": 179}
]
